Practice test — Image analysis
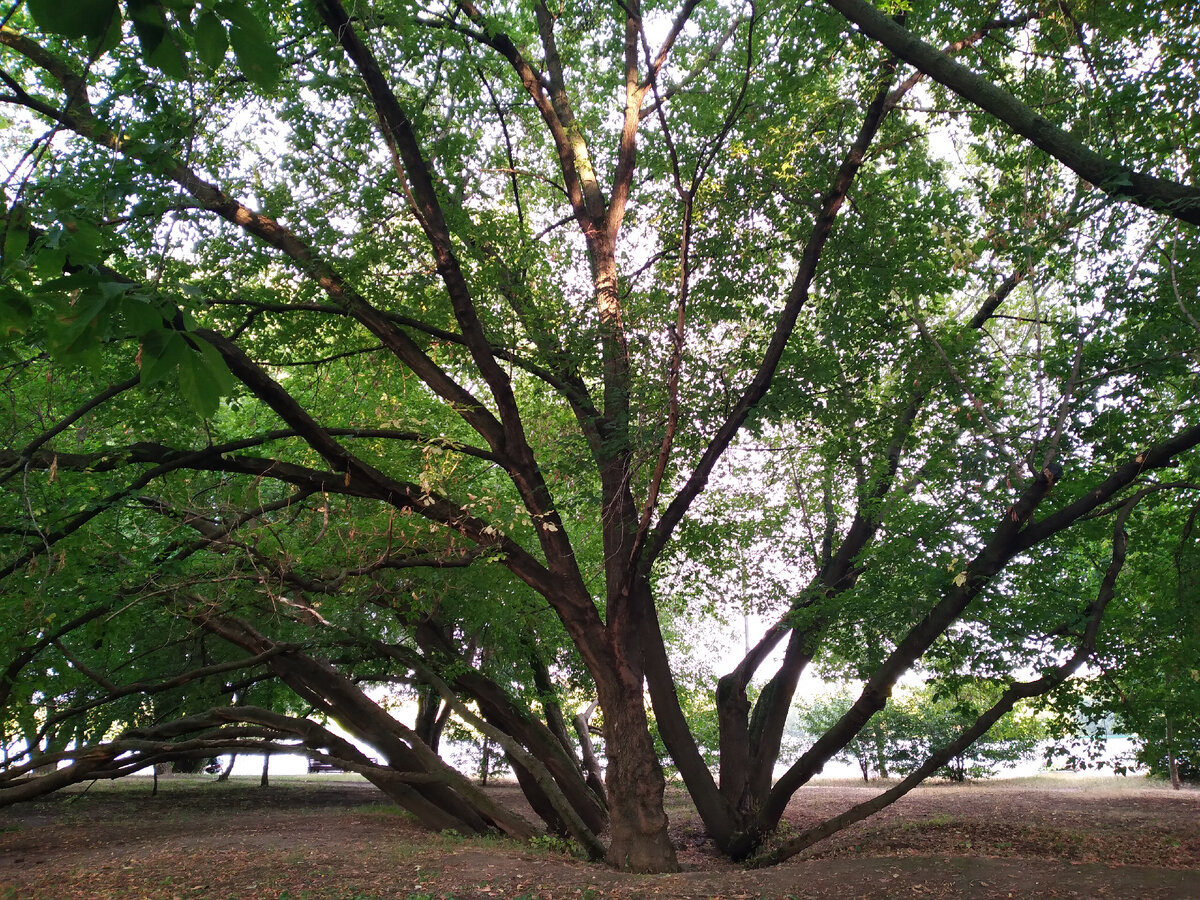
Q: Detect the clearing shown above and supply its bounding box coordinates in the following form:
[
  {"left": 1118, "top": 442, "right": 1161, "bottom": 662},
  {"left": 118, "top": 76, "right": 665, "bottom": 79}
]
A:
[{"left": 1, "top": 774, "right": 1197, "bottom": 899}]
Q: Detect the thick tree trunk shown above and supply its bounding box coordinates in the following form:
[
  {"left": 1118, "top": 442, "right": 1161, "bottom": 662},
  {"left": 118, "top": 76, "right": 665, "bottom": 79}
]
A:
[
  {"left": 259, "top": 753, "right": 270, "bottom": 788},
  {"left": 594, "top": 644, "right": 678, "bottom": 873},
  {"left": 581, "top": 523, "right": 679, "bottom": 875}
]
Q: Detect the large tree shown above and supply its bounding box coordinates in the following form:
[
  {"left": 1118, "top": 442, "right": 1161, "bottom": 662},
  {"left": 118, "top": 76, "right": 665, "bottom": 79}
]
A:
[{"left": 1, "top": 0, "right": 1197, "bottom": 873}]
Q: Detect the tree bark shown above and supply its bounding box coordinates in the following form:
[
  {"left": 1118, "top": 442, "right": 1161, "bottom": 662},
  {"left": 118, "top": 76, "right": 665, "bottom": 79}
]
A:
[
  {"left": 406, "top": 624, "right": 607, "bottom": 833},
  {"left": 597, "top": 670, "right": 678, "bottom": 872},
  {"left": 1165, "top": 717, "right": 1182, "bottom": 790},
  {"left": 413, "top": 685, "right": 450, "bottom": 754},
  {"left": 572, "top": 703, "right": 607, "bottom": 805}
]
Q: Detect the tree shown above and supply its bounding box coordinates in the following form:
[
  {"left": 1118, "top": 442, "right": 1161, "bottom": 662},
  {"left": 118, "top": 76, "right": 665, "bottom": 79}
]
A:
[
  {"left": 1045, "top": 493, "right": 1200, "bottom": 787},
  {"left": 1, "top": 0, "right": 1198, "bottom": 873},
  {"left": 793, "top": 682, "right": 1045, "bottom": 782},
  {"left": 792, "top": 688, "right": 903, "bottom": 782}
]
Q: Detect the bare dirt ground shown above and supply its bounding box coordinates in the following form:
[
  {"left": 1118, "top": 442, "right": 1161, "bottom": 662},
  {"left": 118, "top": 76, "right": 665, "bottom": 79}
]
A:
[{"left": 1, "top": 774, "right": 1197, "bottom": 899}]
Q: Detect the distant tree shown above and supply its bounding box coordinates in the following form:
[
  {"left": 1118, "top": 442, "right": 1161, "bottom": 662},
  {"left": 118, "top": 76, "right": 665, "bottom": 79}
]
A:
[
  {"left": 1044, "top": 497, "right": 1200, "bottom": 788},
  {"left": 793, "top": 682, "right": 1045, "bottom": 782},
  {"left": 791, "top": 689, "right": 899, "bottom": 782}
]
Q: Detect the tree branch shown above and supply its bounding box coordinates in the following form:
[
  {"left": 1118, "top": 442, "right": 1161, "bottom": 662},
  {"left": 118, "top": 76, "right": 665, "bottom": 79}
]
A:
[{"left": 823, "top": 0, "right": 1200, "bottom": 225}]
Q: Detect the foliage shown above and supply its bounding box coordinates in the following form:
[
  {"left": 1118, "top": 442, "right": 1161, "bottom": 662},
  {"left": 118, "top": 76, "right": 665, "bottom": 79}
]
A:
[
  {"left": 0, "top": 0, "right": 1198, "bottom": 874},
  {"left": 1042, "top": 494, "right": 1200, "bottom": 784},
  {"left": 793, "top": 682, "right": 1047, "bottom": 782}
]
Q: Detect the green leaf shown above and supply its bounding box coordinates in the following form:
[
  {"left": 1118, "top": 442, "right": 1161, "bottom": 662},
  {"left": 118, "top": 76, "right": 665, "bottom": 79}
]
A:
[
  {"left": 128, "top": 0, "right": 168, "bottom": 54},
  {"left": 139, "top": 328, "right": 188, "bottom": 386},
  {"left": 28, "top": 0, "right": 118, "bottom": 38},
  {"left": 196, "top": 337, "right": 234, "bottom": 396},
  {"left": 147, "top": 31, "right": 190, "bottom": 79},
  {"left": 44, "top": 291, "right": 111, "bottom": 366},
  {"left": 87, "top": 13, "right": 125, "bottom": 54},
  {"left": 120, "top": 294, "right": 165, "bottom": 337},
  {"left": 177, "top": 337, "right": 233, "bottom": 417},
  {"left": 194, "top": 12, "right": 228, "bottom": 69},
  {"left": 33, "top": 245, "right": 67, "bottom": 278},
  {"left": 33, "top": 271, "right": 106, "bottom": 293},
  {"left": 214, "top": 2, "right": 264, "bottom": 32},
  {"left": 0, "top": 289, "right": 32, "bottom": 337},
  {"left": 2, "top": 216, "right": 29, "bottom": 266},
  {"left": 60, "top": 218, "right": 106, "bottom": 267},
  {"left": 225, "top": 17, "right": 281, "bottom": 90}
]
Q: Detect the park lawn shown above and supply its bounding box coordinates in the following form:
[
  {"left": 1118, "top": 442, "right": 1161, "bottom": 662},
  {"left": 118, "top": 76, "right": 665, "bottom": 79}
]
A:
[{"left": 0, "top": 774, "right": 1197, "bottom": 899}]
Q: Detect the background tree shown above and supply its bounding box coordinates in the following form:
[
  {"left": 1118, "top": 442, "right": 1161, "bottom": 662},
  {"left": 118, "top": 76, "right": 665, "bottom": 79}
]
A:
[
  {"left": 793, "top": 682, "right": 1046, "bottom": 782},
  {"left": 1045, "top": 491, "right": 1200, "bottom": 787}
]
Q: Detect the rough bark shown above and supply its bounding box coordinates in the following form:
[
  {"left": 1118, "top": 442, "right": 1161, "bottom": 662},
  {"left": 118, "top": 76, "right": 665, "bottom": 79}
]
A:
[{"left": 597, "top": 666, "right": 678, "bottom": 872}]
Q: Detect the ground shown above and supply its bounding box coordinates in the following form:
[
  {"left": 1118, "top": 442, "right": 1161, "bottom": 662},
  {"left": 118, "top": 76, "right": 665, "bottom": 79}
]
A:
[{"left": 1, "top": 774, "right": 1197, "bottom": 899}]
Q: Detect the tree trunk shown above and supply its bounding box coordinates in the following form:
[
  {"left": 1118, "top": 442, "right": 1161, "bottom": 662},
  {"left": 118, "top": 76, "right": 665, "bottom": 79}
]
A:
[
  {"left": 218, "top": 753, "right": 236, "bottom": 782},
  {"left": 572, "top": 703, "right": 607, "bottom": 805},
  {"left": 873, "top": 726, "right": 890, "bottom": 780},
  {"left": 1165, "top": 717, "right": 1182, "bottom": 790},
  {"left": 202, "top": 615, "right": 502, "bottom": 834},
  {"left": 414, "top": 685, "right": 450, "bottom": 754},
  {"left": 596, "top": 671, "right": 678, "bottom": 872},
  {"left": 479, "top": 737, "right": 491, "bottom": 786},
  {"left": 410, "top": 622, "right": 607, "bottom": 832},
  {"left": 260, "top": 753, "right": 270, "bottom": 788}
]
